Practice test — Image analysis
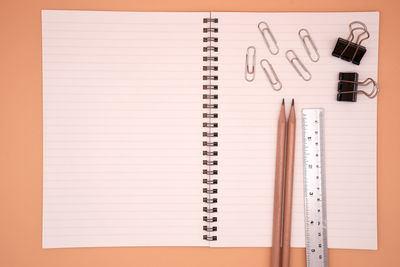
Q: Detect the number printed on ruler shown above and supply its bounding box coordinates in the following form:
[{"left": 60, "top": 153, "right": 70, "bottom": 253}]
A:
[{"left": 302, "top": 109, "right": 328, "bottom": 267}]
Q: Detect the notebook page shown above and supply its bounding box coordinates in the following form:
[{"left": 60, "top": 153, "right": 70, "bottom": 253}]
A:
[
  {"left": 214, "top": 12, "right": 378, "bottom": 249},
  {"left": 42, "top": 10, "right": 207, "bottom": 248}
]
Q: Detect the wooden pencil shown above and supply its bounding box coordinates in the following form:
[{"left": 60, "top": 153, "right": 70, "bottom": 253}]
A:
[
  {"left": 282, "top": 99, "right": 296, "bottom": 267},
  {"left": 271, "top": 99, "right": 286, "bottom": 267}
]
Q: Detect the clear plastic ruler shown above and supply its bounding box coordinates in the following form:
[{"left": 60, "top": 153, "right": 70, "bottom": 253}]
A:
[{"left": 302, "top": 109, "right": 328, "bottom": 267}]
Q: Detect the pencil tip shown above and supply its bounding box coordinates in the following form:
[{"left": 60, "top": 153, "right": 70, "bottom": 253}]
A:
[
  {"left": 282, "top": 98, "right": 285, "bottom": 105},
  {"left": 291, "top": 99, "right": 294, "bottom": 106}
]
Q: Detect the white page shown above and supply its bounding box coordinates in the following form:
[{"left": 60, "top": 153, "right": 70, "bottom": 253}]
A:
[
  {"left": 42, "top": 10, "right": 207, "bottom": 248},
  {"left": 214, "top": 12, "right": 378, "bottom": 249}
]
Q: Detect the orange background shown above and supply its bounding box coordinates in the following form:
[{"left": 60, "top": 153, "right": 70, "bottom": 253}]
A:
[{"left": 1, "top": 0, "right": 400, "bottom": 266}]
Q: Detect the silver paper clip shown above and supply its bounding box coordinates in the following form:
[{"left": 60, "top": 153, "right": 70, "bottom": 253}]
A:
[
  {"left": 285, "top": 50, "right": 311, "bottom": 81},
  {"left": 258, "top": 22, "right": 279, "bottom": 55},
  {"left": 298, "top": 29, "right": 320, "bottom": 62},
  {"left": 245, "top": 46, "right": 256, "bottom": 82},
  {"left": 260, "top": 59, "right": 282, "bottom": 91}
]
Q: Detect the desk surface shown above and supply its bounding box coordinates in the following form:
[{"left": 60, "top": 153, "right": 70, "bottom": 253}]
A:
[{"left": 1, "top": 0, "right": 399, "bottom": 266}]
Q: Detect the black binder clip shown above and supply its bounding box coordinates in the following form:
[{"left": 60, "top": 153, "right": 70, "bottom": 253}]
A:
[
  {"left": 337, "top": 72, "right": 379, "bottom": 102},
  {"left": 332, "top": 21, "right": 370, "bottom": 65}
]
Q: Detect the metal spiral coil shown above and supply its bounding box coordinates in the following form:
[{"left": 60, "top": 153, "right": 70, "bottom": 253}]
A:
[
  {"left": 203, "top": 132, "right": 218, "bottom": 137},
  {"left": 203, "top": 170, "right": 218, "bottom": 175},
  {"left": 203, "top": 85, "right": 218, "bottom": 90},
  {"left": 202, "top": 113, "right": 218, "bottom": 118},
  {"left": 203, "top": 207, "right": 218, "bottom": 213},
  {"left": 202, "top": 151, "right": 218, "bottom": 156},
  {"left": 202, "top": 104, "right": 218, "bottom": 109},
  {"left": 203, "top": 235, "right": 217, "bottom": 241},
  {"left": 203, "top": 226, "right": 218, "bottom": 232},
  {"left": 203, "top": 18, "right": 218, "bottom": 23},
  {"left": 203, "top": 66, "right": 219, "bottom": 71},
  {"left": 203, "top": 197, "right": 217, "bottom": 203},
  {"left": 203, "top": 56, "right": 218, "bottom": 62},
  {"left": 203, "top": 27, "right": 218, "bottom": 33},
  {"left": 203, "top": 94, "right": 218, "bottom": 99},
  {"left": 203, "top": 216, "right": 217, "bottom": 222},
  {"left": 203, "top": 123, "right": 218, "bottom": 128},
  {"left": 203, "top": 76, "right": 218, "bottom": 81},
  {"left": 203, "top": 160, "right": 218, "bottom": 165},
  {"left": 202, "top": 15, "right": 218, "bottom": 242},
  {"left": 202, "top": 141, "right": 218, "bottom": 147},
  {"left": 203, "top": 179, "right": 218, "bottom": 184},
  {"left": 203, "top": 46, "right": 218, "bottom": 52},
  {"left": 203, "top": 37, "right": 218, "bottom": 42},
  {"left": 203, "top": 188, "right": 218, "bottom": 194}
]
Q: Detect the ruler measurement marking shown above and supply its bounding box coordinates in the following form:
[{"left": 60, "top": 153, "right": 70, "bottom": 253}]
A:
[{"left": 302, "top": 109, "right": 328, "bottom": 267}]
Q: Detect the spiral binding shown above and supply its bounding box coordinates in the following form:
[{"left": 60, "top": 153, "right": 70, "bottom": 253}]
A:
[{"left": 203, "top": 14, "right": 218, "bottom": 242}]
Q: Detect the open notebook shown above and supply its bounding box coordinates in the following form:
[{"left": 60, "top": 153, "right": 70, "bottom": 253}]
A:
[{"left": 42, "top": 10, "right": 378, "bottom": 249}]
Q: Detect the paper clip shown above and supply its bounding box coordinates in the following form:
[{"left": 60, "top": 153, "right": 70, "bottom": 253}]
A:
[
  {"left": 332, "top": 21, "right": 370, "bottom": 65},
  {"left": 285, "top": 50, "right": 311, "bottom": 81},
  {"left": 298, "top": 29, "right": 320, "bottom": 62},
  {"left": 245, "top": 46, "right": 256, "bottom": 82},
  {"left": 337, "top": 72, "right": 379, "bottom": 102},
  {"left": 258, "top": 22, "right": 279, "bottom": 55},
  {"left": 260, "top": 59, "right": 282, "bottom": 91}
]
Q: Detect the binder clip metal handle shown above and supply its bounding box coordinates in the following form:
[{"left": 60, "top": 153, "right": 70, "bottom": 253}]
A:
[
  {"left": 332, "top": 21, "right": 370, "bottom": 65},
  {"left": 245, "top": 46, "right": 256, "bottom": 82},
  {"left": 337, "top": 72, "right": 379, "bottom": 102},
  {"left": 346, "top": 21, "right": 370, "bottom": 46},
  {"left": 258, "top": 22, "right": 279, "bottom": 55},
  {"left": 342, "top": 22, "right": 370, "bottom": 62}
]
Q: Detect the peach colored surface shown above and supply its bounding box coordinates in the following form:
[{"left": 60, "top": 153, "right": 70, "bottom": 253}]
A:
[{"left": 1, "top": 0, "right": 400, "bottom": 266}]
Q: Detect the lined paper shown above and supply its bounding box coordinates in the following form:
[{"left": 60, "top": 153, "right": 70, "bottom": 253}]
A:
[
  {"left": 42, "top": 10, "right": 379, "bottom": 250},
  {"left": 42, "top": 10, "right": 207, "bottom": 248},
  {"left": 214, "top": 12, "right": 378, "bottom": 249}
]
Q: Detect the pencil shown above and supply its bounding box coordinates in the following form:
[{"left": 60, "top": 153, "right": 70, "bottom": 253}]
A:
[
  {"left": 282, "top": 99, "right": 296, "bottom": 267},
  {"left": 271, "top": 99, "right": 286, "bottom": 267}
]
